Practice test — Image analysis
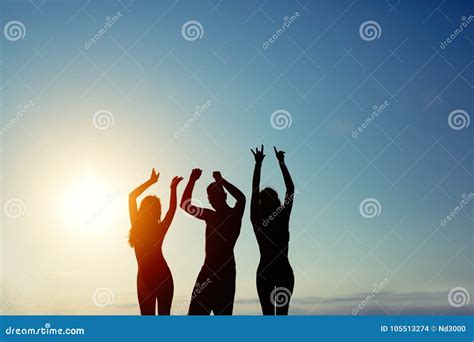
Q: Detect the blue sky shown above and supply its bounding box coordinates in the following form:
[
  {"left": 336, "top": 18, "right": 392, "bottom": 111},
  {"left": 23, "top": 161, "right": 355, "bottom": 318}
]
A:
[{"left": 0, "top": 0, "right": 473, "bottom": 315}]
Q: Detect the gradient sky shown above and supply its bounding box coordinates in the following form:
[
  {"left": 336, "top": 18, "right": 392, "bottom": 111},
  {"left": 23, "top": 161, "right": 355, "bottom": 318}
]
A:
[{"left": 1, "top": 0, "right": 473, "bottom": 315}]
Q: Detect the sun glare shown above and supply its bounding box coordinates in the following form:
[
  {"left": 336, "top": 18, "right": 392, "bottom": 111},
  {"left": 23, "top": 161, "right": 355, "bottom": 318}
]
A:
[{"left": 62, "top": 173, "right": 115, "bottom": 229}]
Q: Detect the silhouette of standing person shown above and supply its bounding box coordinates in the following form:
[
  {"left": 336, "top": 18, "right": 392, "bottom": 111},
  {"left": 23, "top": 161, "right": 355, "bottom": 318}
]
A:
[
  {"left": 128, "top": 168, "right": 183, "bottom": 315},
  {"left": 251, "top": 146, "right": 295, "bottom": 315},
  {"left": 180, "top": 169, "right": 245, "bottom": 315}
]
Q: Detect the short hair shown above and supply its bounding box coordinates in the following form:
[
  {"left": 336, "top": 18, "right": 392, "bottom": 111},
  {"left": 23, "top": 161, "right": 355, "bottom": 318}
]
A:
[{"left": 207, "top": 182, "right": 225, "bottom": 197}]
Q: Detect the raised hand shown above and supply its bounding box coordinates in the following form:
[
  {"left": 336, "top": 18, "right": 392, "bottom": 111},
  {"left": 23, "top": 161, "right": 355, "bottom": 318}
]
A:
[
  {"left": 170, "top": 176, "right": 184, "bottom": 188},
  {"left": 150, "top": 168, "right": 160, "bottom": 184},
  {"left": 213, "top": 171, "right": 223, "bottom": 183},
  {"left": 190, "top": 168, "right": 202, "bottom": 181},
  {"left": 274, "top": 146, "right": 285, "bottom": 163},
  {"left": 251, "top": 145, "right": 266, "bottom": 163}
]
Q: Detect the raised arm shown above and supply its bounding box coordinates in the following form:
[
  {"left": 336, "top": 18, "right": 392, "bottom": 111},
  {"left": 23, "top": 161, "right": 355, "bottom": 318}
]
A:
[
  {"left": 129, "top": 168, "right": 159, "bottom": 225},
  {"left": 161, "top": 176, "right": 183, "bottom": 228},
  {"left": 213, "top": 171, "right": 246, "bottom": 216},
  {"left": 250, "top": 145, "right": 265, "bottom": 224},
  {"left": 274, "top": 146, "right": 295, "bottom": 212},
  {"left": 180, "top": 168, "right": 209, "bottom": 220}
]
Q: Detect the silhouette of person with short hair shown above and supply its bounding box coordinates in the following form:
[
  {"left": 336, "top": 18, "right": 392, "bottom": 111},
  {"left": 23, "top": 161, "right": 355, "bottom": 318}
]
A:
[
  {"left": 129, "top": 168, "right": 183, "bottom": 315},
  {"left": 251, "top": 146, "right": 295, "bottom": 315},
  {"left": 181, "top": 169, "right": 245, "bottom": 315}
]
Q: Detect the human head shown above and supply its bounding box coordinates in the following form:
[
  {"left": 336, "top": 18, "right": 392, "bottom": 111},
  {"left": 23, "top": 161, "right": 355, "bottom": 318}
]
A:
[
  {"left": 128, "top": 195, "right": 161, "bottom": 247},
  {"left": 260, "top": 187, "right": 281, "bottom": 214},
  {"left": 207, "top": 182, "right": 227, "bottom": 210}
]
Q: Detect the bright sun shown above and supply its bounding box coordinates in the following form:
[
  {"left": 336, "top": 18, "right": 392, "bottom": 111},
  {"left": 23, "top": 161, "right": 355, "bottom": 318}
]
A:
[{"left": 62, "top": 173, "right": 114, "bottom": 229}]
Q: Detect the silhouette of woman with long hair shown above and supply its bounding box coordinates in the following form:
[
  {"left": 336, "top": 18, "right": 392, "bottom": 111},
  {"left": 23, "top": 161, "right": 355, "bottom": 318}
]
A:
[
  {"left": 251, "top": 146, "right": 295, "bottom": 315},
  {"left": 129, "top": 168, "right": 183, "bottom": 315}
]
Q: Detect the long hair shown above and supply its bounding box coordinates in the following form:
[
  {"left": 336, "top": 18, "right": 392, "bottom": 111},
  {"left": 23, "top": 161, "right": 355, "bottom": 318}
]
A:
[
  {"left": 259, "top": 187, "right": 281, "bottom": 219},
  {"left": 129, "top": 195, "right": 161, "bottom": 248}
]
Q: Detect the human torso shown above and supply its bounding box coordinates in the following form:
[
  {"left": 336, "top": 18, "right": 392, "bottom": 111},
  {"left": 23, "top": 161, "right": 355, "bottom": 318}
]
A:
[
  {"left": 134, "top": 223, "right": 170, "bottom": 282},
  {"left": 254, "top": 207, "right": 292, "bottom": 273},
  {"left": 203, "top": 207, "right": 242, "bottom": 271}
]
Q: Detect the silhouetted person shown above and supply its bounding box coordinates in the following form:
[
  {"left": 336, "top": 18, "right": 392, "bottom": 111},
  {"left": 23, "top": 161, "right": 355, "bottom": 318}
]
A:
[
  {"left": 129, "top": 168, "right": 183, "bottom": 315},
  {"left": 251, "top": 146, "right": 295, "bottom": 315},
  {"left": 180, "top": 169, "right": 245, "bottom": 315}
]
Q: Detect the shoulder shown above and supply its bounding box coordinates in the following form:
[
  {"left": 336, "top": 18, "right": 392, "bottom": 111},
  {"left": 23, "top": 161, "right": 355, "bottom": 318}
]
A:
[
  {"left": 202, "top": 208, "right": 216, "bottom": 221},
  {"left": 230, "top": 206, "right": 244, "bottom": 219}
]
